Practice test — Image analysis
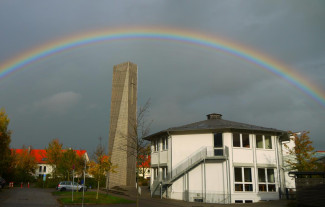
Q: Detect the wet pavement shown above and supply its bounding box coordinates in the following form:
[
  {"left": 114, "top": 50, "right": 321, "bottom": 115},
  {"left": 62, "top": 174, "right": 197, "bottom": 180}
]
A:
[{"left": 0, "top": 186, "right": 290, "bottom": 207}]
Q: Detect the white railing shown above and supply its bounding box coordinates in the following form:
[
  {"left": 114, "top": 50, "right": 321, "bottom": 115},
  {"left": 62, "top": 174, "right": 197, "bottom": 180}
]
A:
[
  {"left": 151, "top": 146, "right": 228, "bottom": 196},
  {"left": 169, "top": 146, "right": 228, "bottom": 182}
]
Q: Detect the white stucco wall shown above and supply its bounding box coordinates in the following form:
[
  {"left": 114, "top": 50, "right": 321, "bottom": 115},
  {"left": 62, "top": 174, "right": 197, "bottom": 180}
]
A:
[
  {"left": 282, "top": 136, "right": 296, "bottom": 189},
  {"left": 171, "top": 133, "right": 212, "bottom": 168},
  {"left": 256, "top": 150, "right": 277, "bottom": 164},
  {"left": 205, "top": 162, "right": 226, "bottom": 193},
  {"left": 233, "top": 149, "right": 254, "bottom": 164}
]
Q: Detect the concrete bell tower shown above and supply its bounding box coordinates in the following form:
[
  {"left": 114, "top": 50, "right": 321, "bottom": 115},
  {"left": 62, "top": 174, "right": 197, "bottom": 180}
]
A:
[{"left": 108, "top": 61, "right": 137, "bottom": 187}]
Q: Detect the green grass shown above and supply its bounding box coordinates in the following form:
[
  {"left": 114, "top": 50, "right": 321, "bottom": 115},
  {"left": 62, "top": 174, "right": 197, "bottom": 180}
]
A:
[{"left": 53, "top": 191, "right": 135, "bottom": 204}]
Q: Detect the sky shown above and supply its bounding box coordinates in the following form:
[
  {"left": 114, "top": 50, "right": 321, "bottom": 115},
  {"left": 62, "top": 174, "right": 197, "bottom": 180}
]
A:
[{"left": 1, "top": 0, "right": 324, "bottom": 155}]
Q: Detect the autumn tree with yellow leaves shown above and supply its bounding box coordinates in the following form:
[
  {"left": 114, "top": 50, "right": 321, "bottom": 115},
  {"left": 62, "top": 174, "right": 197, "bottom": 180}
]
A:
[
  {"left": 0, "top": 108, "right": 13, "bottom": 178},
  {"left": 13, "top": 146, "right": 38, "bottom": 182},
  {"left": 284, "top": 131, "right": 320, "bottom": 171},
  {"left": 88, "top": 140, "right": 116, "bottom": 199}
]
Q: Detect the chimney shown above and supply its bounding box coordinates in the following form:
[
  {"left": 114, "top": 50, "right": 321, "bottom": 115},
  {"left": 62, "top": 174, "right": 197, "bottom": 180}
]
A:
[{"left": 207, "top": 113, "right": 222, "bottom": 120}]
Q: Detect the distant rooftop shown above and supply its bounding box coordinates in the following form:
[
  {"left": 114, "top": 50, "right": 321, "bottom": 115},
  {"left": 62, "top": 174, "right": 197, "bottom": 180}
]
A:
[{"left": 144, "top": 113, "right": 287, "bottom": 140}]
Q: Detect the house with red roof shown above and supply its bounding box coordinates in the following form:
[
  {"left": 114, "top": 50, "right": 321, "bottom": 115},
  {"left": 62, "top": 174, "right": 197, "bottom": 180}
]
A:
[{"left": 12, "top": 148, "right": 89, "bottom": 178}]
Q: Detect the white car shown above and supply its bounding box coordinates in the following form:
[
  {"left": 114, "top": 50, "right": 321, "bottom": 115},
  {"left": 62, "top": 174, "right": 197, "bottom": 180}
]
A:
[{"left": 56, "top": 181, "right": 87, "bottom": 192}]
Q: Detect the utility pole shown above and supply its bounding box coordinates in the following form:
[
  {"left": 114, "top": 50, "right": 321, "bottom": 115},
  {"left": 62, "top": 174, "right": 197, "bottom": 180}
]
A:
[
  {"left": 72, "top": 165, "right": 75, "bottom": 202},
  {"left": 82, "top": 159, "right": 86, "bottom": 207}
]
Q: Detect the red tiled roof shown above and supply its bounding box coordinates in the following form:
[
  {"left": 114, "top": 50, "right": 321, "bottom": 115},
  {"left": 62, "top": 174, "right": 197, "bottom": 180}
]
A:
[{"left": 12, "top": 149, "right": 87, "bottom": 164}]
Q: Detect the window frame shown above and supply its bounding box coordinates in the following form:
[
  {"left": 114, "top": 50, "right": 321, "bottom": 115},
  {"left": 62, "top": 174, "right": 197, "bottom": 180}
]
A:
[
  {"left": 258, "top": 168, "right": 276, "bottom": 192},
  {"left": 255, "top": 135, "right": 273, "bottom": 150},
  {"left": 213, "top": 133, "right": 223, "bottom": 156},
  {"left": 232, "top": 133, "right": 251, "bottom": 148},
  {"left": 162, "top": 137, "right": 168, "bottom": 151},
  {"left": 152, "top": 139, "right": 159, "bottom": 152},
  {"left": 234, "top": 167, "right": 253, "bottom": 192}
]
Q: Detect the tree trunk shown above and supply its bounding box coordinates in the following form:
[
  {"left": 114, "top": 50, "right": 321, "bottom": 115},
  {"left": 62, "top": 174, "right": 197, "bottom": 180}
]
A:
[
  {"left": 96, "top": 180, "right": 99, "bottom": 199},
  {"left": 136, "top": 179, "right": 139, "bottom": 207}
]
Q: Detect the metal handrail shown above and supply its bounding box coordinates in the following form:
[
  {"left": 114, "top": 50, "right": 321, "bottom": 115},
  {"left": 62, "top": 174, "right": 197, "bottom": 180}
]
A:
[
  {"left": 168, "top": 146, "right": 228, "bottom": 183},
  {"left": 151, "top": 146, "right": 228, "bottom": 196}
]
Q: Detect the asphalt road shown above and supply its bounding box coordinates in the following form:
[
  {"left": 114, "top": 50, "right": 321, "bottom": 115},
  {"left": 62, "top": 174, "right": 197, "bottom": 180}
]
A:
[
  {"left": 0, "top": 187, "right": 60, "bottom": 207},
  {"left": 0, "top": 187, "right": 290, "bottom": 207}
]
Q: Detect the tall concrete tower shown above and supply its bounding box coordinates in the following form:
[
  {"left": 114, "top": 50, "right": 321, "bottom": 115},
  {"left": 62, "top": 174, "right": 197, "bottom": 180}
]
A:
[{"left": 108, "top": 61, "right": 137, "bottom": 187}]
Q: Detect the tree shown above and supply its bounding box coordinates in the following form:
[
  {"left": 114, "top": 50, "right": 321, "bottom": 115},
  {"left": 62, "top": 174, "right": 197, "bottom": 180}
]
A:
[
  {"left": 13, "top": 146, "right": 38, "bottom": 182},
  {"left": 46, "top": 139, "right": 63, "bottom": 179},
  {"left": 57, "top": 148, "right": 84, "bottom": 180},
  {"left": 119, "top": 100, "right": 152, "bottom": 207},
  {"left": 0, "top": 108, "right": 12, "bottom": 177},
  {"left": 284, "top": 131, "right": 320, "bottom": 171},
  {"left": 137, "top": 145, "right": 151, "bottom": 179},
  {"left": 89, "top": 139, "right": 116, "bottom": 199}
]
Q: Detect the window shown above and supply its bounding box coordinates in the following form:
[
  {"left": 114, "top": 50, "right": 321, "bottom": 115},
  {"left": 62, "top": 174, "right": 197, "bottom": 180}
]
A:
[
  {"left": 214, "top": 133, "right": 223, "bottom": 156},
  {"left": 233, "top": 133, "right": 240, "bottom": 147},
  {"left": 39, "top": 166, "right": 42, "bottom": 173},
  {"left": 256, "top": 135, "right": 273, "bottom": 149},
  {"left": 43, "top": 166, "right": 46, "bottom": 172},
  {"left": 214, "top": 133, "right": 223, "bottom": 147},
  {"left": 256, "top": 135, "right": 263, "bottom": 148},
  {"left": 153, "top": 168, "right": 158, "bottom": 180},
  {"left": 161, "top": 167, "right": 168, "bottom": 180},
  {"left": 152, "top": 140, "right": 158, "bottom": 152},
  {"left": 265, "top": 136, "right": 272, "bottom": 149},
  {"left": 258, "top": 168, "right": 276, "bottom": 192},
  {"left": 233, "top": 133, "right": 250, "bottom": 148},
  {"left": 234, "top": 167, "right": 253, "bottom": 192},
  {"left": 162, "top": 137, "right": 168, "bottom": 150}
]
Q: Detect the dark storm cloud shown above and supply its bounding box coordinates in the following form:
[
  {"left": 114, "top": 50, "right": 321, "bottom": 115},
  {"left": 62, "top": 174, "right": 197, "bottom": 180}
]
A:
[{"left": 0, "top": 0, "right": 324, "bottom": 153}]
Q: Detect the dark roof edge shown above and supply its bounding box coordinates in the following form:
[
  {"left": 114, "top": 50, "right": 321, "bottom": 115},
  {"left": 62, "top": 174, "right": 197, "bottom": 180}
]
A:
[{"left": 143, "top": 128, "right": 289, "bottom": 141}]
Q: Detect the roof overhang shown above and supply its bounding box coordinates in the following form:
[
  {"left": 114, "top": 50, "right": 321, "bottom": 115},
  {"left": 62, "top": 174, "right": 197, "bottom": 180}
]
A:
[{"left": 143, "top": 128, "right": 287, "bottom": 141}]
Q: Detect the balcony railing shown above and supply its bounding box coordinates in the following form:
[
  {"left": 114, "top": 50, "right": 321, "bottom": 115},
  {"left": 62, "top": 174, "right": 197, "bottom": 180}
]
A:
[{"left": 152, "top": 146, "right": 228, "bottom": 184}]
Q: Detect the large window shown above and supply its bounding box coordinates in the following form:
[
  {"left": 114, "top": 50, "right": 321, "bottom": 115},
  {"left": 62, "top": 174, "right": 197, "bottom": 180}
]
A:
[
  {"left": 233, "top": 133, "right": 250, "bottom": 148},
  {"left": 234, "top": 167, "right": 253, "bottom": 192},
  {"left": 256, "top": 135, "right": 272, "bottom": 149},
  {"left": 214, "top": 133, "right": 223, "bottom": 156},
  {"left": 258, "top": 168, "right": 276, "bottom": 192}
]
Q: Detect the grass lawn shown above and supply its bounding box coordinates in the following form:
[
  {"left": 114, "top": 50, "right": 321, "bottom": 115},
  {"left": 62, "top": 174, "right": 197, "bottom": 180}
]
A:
[{"left": 53, "top": 191, "right": 135, "bottom": 204}]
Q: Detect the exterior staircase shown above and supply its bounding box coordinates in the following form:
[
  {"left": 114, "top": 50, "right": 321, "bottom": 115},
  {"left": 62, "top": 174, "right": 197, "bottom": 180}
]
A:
[{"left": 151, "top": 146, "right": 228, "bottom": 197}]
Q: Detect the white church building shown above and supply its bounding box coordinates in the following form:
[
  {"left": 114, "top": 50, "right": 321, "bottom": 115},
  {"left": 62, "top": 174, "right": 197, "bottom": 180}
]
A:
[{"left": 144, "top": 113, "right": 291, "bottom": 204}]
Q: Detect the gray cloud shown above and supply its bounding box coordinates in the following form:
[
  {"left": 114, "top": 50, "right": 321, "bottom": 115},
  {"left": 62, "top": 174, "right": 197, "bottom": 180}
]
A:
[
  {"left": 34, "top": 91, "right": 82, "bottom": 114},
  {"left": 0, "top": 0, "right": 324, "bottom": 152}
]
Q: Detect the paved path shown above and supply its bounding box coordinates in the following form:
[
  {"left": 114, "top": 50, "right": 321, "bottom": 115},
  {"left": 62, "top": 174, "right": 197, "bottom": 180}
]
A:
[
  {"left": 0, "top": 187, "right": 291, "bottom": 207},
  {"left": 0, "top": 187, "right": 60, "bottom": 207}
]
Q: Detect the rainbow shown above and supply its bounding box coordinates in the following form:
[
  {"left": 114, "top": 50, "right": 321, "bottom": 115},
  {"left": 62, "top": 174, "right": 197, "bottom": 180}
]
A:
[{"left": 1, "top": 27, "right": 325, "bottom": 107}]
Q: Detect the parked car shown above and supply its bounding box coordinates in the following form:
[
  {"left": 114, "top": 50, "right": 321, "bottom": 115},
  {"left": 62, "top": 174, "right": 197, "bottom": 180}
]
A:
[
  {"left": 56, "top": 181, "right": 87, "bottom": 192},
  {"left": 0, "top": 177, "right": 6, "bottom": 189}
]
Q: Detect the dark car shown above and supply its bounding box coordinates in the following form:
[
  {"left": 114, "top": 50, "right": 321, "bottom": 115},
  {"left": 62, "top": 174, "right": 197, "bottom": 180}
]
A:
[{"left": 0, "top": 177, "right": 6, "bottom": 189}]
